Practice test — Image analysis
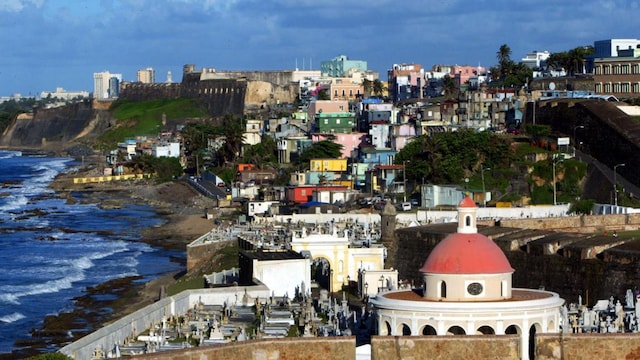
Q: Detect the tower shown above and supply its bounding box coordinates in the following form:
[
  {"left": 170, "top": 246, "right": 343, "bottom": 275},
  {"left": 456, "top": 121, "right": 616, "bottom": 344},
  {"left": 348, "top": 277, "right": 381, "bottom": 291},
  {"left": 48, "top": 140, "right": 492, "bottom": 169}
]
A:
[{"left": 380, "top": 201, "right": 397, "bottom": 268}]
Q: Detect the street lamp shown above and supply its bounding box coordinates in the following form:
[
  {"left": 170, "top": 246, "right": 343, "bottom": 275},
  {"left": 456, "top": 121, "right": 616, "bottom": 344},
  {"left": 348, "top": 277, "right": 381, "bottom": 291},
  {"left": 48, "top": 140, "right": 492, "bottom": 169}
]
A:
[
  {"left": 481, "top": 167, "right": 491, "bottom": 207},
  {"left": 552, "top": 155, "right": 563, "bottom": 206},
  {"left": 379, "top": 275, "right": 385, "bottom": 293},
  {"left": 614, "top": 163, "right": 626, "bottom": 207}
]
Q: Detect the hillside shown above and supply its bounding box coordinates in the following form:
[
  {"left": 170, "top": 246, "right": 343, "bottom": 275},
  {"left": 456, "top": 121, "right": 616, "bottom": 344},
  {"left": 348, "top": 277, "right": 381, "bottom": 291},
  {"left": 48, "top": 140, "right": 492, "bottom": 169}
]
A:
[{"left": 0, "top": 100, "right": 112, "bottom": 155}]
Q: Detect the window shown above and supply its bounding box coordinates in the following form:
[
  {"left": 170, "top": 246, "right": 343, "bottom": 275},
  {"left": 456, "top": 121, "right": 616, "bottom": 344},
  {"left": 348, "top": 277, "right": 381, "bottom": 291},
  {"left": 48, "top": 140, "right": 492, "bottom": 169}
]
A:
[{"left": 465, "top": 215, "right": 471, "bottom": 226}]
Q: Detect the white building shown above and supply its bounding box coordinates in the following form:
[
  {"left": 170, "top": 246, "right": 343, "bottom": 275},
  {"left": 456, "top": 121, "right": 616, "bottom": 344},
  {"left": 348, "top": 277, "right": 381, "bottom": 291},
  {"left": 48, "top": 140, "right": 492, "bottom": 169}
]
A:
[
  {"left": 39, "top": 87, "right": 89, "bottom": 100},
  {"left": 93, "top": 71, "right": 122, "bottom": 100},
  {"left": 370, "top": 196, "right": 565, "bottom": 360},
  {"left": 290, "top": 226, "right": 386, "bottom": 293},
  {"left": 152, "top": 142, "right": 180, "bottom": 158},
  {"left": 239, "top": 250, "right": 311, "bottom": 297},
  {"left": 521, "top": 50, "right": 551, "bottom": 69}
]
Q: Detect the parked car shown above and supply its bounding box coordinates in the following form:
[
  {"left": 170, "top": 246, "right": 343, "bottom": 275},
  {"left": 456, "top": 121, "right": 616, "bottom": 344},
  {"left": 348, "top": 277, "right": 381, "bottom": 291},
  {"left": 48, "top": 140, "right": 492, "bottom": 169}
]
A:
[{"left": 396, "top": 202, "right": 412, "bottom": 211}]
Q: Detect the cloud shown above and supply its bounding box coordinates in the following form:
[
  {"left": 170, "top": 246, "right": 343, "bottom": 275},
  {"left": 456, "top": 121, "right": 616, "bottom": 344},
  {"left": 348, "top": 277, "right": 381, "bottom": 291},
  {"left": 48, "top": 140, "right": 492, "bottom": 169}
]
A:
[{"left": 0, "top": 0, "right": 43, "bottom": 12}]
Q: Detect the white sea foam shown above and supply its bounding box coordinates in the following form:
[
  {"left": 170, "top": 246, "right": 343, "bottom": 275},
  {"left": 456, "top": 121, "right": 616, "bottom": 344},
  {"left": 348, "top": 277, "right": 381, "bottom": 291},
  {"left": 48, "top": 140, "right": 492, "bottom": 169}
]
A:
[
  {"left": 0, "top": 312, "right": 25, "bottom": 323},
  {"left": 0, "top": 150, "right": 21, "bottom": 159}
]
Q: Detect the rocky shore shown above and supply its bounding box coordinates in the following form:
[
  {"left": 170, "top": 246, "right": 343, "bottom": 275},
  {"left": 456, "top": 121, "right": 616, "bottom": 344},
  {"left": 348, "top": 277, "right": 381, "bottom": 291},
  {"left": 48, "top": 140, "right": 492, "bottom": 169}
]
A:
[{"left": 3, "top": 161, "right": 220, "bottom": 359}]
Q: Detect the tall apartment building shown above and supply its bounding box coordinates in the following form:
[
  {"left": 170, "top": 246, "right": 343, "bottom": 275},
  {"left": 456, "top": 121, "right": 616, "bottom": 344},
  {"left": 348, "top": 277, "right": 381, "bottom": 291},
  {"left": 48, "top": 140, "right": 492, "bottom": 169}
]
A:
[
  {"left": 93, "top": 71, "right": 122, "bottom": 100},
  {"left": 321, "top": 55, "right": 367, "bottom": 77},
  {"left": 137, "top": 67, "right": 156, "bottom": 83},
  {"left": 387, "top": 63, "right": 424, "bottom": 102}
]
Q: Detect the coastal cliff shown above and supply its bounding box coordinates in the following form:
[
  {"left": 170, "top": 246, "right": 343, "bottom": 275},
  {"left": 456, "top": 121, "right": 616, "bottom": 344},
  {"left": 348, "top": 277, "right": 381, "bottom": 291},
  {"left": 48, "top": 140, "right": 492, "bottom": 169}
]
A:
[{"left": 0, "top": 100, "right": 113, "bottom": 154}]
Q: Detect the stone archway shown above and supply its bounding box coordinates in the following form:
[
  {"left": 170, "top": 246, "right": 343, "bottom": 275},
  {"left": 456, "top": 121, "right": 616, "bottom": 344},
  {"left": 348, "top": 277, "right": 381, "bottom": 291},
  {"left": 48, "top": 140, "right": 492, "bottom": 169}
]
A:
[
  {"left": 311, "top": 257, "right": 332, "bottom": 291},
  {"left": 402, "top": 324, "right": 411, "bottom": 336},
  {"left": 446, "top": 325, "right": 466, "bottom": 335},
  {"left": 379, "top": 321, "right": 391, "bottom": 336},
  {"left": 421, "top": 325, "right": 437, "bottom": 335},
  {"left": 529, "top": 323, "right": 541, "bottom": 359},
  {"left": 505, "top": 324, "right": 521, "bottom": 335},
  {"left": 476, "top": 325, "right": 495, "bottom": 335}
]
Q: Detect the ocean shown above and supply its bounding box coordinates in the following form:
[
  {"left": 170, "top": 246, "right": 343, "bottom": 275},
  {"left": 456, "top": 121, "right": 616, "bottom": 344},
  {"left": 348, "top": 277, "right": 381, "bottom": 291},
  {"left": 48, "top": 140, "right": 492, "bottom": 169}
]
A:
[{"left": 0, "top": 150, "right": 183, "bottom": 355}]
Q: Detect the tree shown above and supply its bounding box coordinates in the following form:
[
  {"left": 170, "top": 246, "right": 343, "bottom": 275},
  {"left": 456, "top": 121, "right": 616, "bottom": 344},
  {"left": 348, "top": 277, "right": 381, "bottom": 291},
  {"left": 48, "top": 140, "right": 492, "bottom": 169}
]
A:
[
  {"left": 496, "top": 44, "right": 512, "bottom": 79},
  {"left": 362, "top": 79, "right": 372, "bottom": 98},
  {"left": 214, "top": 114, "right": 246, "bottom": 166},
  {"left": 296, "top": 140, "right": 343, "bottom": 169},
  {"left": 442, "top": 75, "right": 457, "bottom": 99},
  {"left": 241, "top": 134, "right": 277, "bottom": 168},
  {"left": 372, "top": 79, "right": 385, "bottom": 97}
]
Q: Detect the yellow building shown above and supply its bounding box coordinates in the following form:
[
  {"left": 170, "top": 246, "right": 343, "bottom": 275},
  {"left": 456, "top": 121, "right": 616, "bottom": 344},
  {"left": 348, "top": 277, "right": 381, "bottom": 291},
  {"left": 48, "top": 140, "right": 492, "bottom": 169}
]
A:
[{"left": 310, "top": 158, "right": 347, "bottom": 172}]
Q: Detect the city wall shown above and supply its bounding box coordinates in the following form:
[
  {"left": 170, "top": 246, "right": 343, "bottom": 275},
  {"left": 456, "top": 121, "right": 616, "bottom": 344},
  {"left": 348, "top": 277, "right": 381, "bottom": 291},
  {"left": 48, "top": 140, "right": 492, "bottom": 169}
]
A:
[
  {"left": 536, "top": 333, "right": 640, "bottom": 359},
  {"left": 135, "top": 337, "right": 355, "bottom": 360},
  {"left": 371, "top": 335, "right": 520, "bottom": 360},
  {"left": 59, "top": 285, "right": 270, "bottom": 360},
  {"left": 498, "top": 212, "right": 640, "bottom": 233}
]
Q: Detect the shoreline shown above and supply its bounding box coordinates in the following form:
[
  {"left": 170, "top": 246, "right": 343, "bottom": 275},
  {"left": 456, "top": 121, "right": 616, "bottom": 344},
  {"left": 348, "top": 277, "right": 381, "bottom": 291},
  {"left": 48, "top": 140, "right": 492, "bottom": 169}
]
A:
[{"left": 3, "top": 159, "right": 219, "bottom": 359}]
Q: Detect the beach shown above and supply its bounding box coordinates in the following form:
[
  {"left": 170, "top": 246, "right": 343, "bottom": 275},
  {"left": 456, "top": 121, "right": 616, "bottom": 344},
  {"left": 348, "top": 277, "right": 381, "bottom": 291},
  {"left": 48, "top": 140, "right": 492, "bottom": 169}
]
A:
[{"left": 4, "top": 162, "right": 220, "bottom": 359}]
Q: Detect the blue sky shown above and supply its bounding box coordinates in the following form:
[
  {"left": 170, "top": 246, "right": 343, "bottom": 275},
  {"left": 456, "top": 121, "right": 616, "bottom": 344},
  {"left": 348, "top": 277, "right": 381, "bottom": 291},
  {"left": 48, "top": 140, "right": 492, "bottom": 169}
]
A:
[{"left": 0, "top": 0, "right": 638, "bottom": 97}]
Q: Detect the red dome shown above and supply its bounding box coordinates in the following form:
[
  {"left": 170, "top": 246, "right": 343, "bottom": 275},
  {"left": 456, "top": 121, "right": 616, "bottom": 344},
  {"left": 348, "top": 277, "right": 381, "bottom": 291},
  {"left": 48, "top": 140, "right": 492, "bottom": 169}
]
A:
[
  {"left": 458, "top": 196, "right": 477, "bottom": 208},
  {"left": 420, "top": 232, "right": 514, "bottom": 274}
]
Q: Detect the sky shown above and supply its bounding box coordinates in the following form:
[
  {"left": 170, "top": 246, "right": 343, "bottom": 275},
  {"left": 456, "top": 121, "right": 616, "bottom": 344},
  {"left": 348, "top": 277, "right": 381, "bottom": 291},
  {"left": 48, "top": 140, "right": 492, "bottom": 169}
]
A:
[{"left": 0, "top": 0, "right": 638, "bottom": 97}]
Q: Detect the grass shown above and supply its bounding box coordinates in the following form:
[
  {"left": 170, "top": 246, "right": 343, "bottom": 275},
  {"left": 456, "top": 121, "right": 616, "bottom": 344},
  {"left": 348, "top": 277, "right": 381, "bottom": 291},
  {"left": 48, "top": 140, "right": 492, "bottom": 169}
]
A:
[
  {"left": 97, "top": 98, "right": 208, "bottom": 149},
  {"left": 166, "top": 242, "right": 240, "bottom": 296}
]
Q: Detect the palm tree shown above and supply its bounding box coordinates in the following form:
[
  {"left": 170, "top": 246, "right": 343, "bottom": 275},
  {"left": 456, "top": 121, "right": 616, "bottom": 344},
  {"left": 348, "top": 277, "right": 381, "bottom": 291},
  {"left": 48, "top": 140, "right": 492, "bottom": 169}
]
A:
[
  {"left": 362, "top": 79, "right": 372, "bottom": 98},
  {"left": 372, "top": 79, "right": 384, "bottom": 97},
  {"left": 496, "top": 44, "right": 512, "bottom": 79},
  {"left": 442, "top": 75, "right": 457, "bottom": 99}
]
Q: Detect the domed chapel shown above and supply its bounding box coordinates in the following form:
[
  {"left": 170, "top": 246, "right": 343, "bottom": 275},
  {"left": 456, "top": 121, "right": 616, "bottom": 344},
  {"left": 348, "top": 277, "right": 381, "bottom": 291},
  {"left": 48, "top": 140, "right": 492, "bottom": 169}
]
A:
[{"left": 370, "top": 196, "right": 565, "bottom": 360}]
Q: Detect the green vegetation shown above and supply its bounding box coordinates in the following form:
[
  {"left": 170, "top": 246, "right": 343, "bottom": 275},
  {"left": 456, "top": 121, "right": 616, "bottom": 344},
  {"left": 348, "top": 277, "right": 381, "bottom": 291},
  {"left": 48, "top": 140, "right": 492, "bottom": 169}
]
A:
[
  {"left": 295, "top": 140, "right": 343, "bottom": 170},
  {"left": 126, "top": 154, "right": 183, "bottom": 182},
  {"left": 26, "top": 353, "right": 72, "bottom": 360},
  {"left": 97, "top": 98, "right": 208, "bottom": 150}
]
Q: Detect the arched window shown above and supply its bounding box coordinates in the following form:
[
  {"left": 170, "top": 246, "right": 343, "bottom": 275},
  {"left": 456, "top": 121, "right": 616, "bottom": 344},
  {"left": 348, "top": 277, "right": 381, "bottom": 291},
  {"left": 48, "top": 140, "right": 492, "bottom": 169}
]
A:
[
  {"left": 465, "top": 215, "right": 471, "bottom": 226},
  {"left": 439, "top": 281, "right": 447, "bottom": 298}
]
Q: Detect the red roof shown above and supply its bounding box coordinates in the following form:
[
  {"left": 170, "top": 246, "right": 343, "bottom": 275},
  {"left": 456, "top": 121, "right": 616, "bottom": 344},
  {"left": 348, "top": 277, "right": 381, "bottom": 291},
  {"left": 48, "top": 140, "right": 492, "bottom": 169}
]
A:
[
  {"left": 419, "top": 233, "right": 514, "bottom": 274},
  {"left": 458, "top": 196, "right": 476, "bottom": 208}
]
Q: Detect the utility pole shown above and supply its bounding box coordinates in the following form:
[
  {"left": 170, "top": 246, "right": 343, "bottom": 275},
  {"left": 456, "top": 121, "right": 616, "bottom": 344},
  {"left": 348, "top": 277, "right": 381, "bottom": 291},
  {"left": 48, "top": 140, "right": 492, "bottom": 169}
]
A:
[{"left": 614, "top": 163, "right": 626, "bottom": 207}]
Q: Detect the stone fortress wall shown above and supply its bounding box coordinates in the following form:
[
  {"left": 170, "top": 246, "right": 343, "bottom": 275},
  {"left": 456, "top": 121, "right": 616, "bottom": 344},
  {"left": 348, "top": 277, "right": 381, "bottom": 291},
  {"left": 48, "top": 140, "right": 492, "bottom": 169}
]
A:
[{"left": 118, "top": 67, "right": 299, "bottom": 119}]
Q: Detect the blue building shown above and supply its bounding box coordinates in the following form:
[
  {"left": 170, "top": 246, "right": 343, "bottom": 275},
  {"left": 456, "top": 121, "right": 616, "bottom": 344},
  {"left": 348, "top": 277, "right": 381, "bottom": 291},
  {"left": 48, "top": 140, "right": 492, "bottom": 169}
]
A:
[{"left": 321, "top": 55, "right": 368, "bottom": 77}]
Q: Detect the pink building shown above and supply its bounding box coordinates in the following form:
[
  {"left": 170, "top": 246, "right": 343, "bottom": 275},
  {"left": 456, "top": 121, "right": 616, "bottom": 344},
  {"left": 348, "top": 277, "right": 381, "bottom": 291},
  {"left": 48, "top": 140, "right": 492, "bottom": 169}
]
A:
[
  {"left": 451, "top": 65, "right": 486, "bottom": 88},
  {"left": 312, "top": 132, "right": 367, "bottom": 159}
]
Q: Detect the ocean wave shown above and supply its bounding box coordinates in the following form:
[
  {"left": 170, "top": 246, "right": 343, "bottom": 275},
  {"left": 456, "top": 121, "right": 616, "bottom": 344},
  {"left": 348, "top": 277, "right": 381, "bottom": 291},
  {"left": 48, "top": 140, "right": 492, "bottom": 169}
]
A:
[
  {"left": 0, "top": 269, "right": 87, "bottom": 305},
  {"left": 0, "top": 312, "right": 25, "bottom": 323},
  {"left": 0, "top": 194, "right": 28, "bottom": 212},
  {"left": 0, "top": 150, "right": 21, "bottom": 159}
]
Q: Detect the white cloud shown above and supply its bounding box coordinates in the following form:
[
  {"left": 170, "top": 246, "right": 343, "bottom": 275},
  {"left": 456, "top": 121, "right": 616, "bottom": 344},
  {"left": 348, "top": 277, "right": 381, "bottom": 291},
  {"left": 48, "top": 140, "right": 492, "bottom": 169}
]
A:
[{"left": 0, "top": 0, "right": 43, "bottom": 12}]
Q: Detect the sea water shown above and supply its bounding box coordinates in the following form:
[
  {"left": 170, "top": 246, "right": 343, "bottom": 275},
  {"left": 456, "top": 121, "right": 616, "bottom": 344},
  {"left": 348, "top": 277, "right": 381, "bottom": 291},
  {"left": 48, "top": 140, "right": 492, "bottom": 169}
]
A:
[{"left": 0, "top": 150, "right": 183, "bottom": 354}]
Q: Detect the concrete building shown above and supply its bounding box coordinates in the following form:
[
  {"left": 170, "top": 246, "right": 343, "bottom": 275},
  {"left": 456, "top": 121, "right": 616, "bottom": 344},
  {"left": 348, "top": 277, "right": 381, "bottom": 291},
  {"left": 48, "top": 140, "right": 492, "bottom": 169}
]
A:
[
  {"left": 593, "top": 56, "right": 640, "bottom": 98},
  {"left": 39, "top": 87, "right": 90, "bottom": 100},
  {"left": 290, "top": 226, "right": 386, "bottom": 293},
  {"left": 387, "top": 63, "right": 424, "bottom": 102},
  {"left": 321, "top": 55, "right": 368, "bottom": 77},
  {"left": 136, "top": 67, "right": 156, "bottom": 83},
  {"left": 239, "top": 250, "right": 310, "bottom": 297},
  {"left": 587, "top": 38, "right": 640, "bottom": 73},
  {"left": 152, "top": 142, "right": 180, "bottom": 158},
  {"left": 93, "top": 71, "right": 122, "bottom": 100},
  {"left": 370, "top": 196, "right": 565, "bottom": 360}
]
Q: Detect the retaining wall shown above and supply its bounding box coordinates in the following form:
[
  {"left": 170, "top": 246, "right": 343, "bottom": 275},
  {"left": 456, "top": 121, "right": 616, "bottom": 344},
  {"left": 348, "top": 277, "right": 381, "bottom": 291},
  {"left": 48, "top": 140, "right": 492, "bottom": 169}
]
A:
[
  {"left": 59, "top": 285, "right": 270, "bottom": 360},
  {"left": 135, "top": 337, "right": 355, "bottom": 360}
]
